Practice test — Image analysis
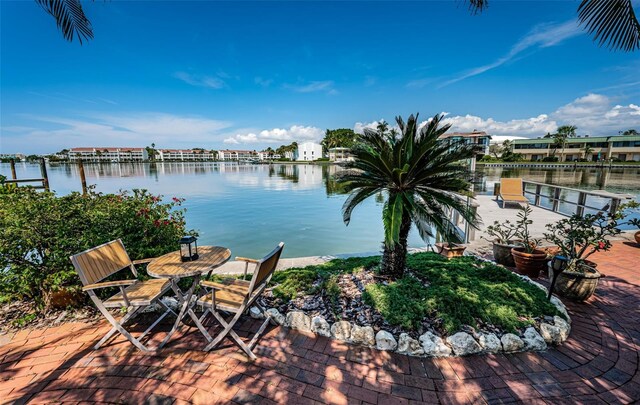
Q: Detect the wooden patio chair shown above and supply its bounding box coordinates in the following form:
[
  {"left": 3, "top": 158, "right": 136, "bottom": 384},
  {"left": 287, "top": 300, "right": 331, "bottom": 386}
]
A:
[
  {"left": 498, "top": 178, "right": 529, "bottom": 208},
  {"left": 70, "top": 239, "right": 175, "bottom": 352},
  {"left": 197, "top": 242, "right": 284, "bottom": 360}
]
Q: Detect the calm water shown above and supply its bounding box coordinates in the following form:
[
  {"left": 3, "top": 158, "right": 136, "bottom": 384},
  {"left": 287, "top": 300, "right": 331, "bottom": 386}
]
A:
[{"left": 2, "top": 162, "right": 639, "bottom": 258}]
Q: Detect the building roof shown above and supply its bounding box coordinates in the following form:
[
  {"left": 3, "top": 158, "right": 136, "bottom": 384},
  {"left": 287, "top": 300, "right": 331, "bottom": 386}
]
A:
[
  {"left": 513, "top": 134, "right": 640, "bottom": 144},
  {"left": 218, "top": 149, "right": 257, "bottom": 153}
]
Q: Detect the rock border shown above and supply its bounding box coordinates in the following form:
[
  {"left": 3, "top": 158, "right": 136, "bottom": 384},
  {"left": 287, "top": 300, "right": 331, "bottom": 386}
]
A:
[{"left": 257, "top": 263, "right": 571, "bottom": 357}]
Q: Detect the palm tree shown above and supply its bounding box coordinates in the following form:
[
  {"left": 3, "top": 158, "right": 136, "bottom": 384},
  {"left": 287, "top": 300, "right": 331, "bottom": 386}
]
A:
[
  {"left": 553, "top": 125, "right": 577, "bottom": 162},
  {"left": 337, "top": 113, "right": 479, "bottom": 278},
  {"left": 582, "top": 144, "right": 594, "bottom": 160},
  {"left": 467, "top": 0, "right": 639, "bottom": 51}
]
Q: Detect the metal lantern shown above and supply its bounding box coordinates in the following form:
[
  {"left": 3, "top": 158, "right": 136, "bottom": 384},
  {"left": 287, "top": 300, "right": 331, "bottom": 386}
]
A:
[
  {"left": 547, "top": 255, "right": 569, "bottom": 300},
  {"left": 179, "top": 236, "right": 199, "bottom": 262}
]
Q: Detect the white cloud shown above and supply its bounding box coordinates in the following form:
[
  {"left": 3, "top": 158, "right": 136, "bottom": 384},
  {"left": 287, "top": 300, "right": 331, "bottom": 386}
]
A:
[
  {"left": 284, "top": 80, "right": 336, "bottom": 94},
  {"left": 439, "top": 113, "right": 558, "bottom": 136},
  {"left": 2, "top": 112, "right": 233, "bottom": 153},
  {"left": 552, "top": 93, "right": 640, "bottom": 134},
  {"left": 174, "top": 71, "right": 226, "bottom": 89},
  {"left": 414, "top": 93, "right": 640, "bottom": 137},
  {"left": 441, "top": 20, "right": 581, "bottom": 87},
  {"left": 254, "top": 77, "right": 274, "bottom": 87},
  {"left": 223, "top": 125, "right": 324, "bottom": 144}
]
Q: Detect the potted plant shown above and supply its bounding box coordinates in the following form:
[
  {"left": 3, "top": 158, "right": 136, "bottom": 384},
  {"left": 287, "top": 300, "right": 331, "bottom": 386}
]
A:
[
  {"left": 483, "top": 220, "right": 522, "bottom": 266},
  {"left": 619, "top": 201, "right": 640, "bottom": 245},
  {"left": 510, "top": 206, "right": 547, "bottom": 278},
  {"left": 544, "top": 211, "right": 621, "bottom": 301}
]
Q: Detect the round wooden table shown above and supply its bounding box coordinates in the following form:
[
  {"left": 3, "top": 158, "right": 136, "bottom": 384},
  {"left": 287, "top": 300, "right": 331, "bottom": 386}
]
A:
[
  {"left": 147, "top": 246, "right": 231, "bottom": 279},
  {"left": 148, "top": 246, "right": 231, "bottom": 349}
]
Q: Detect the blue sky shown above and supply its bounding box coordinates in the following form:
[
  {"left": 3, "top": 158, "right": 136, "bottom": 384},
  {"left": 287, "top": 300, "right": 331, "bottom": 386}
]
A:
[{"left": 1, "top": 0, "right": 639, "bottom": 153}]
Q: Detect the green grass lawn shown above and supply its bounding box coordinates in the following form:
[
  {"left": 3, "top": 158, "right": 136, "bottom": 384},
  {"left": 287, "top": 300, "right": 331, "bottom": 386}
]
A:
[{"left": 268, "top": 252, "right": 560, "bottom": 335}]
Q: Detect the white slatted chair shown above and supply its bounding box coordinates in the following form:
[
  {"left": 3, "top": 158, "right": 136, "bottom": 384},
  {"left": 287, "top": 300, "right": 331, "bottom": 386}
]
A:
[
  {"left": 198, "top": 242, "right": 284, "bottom": 360},
  {"left": 70, "top": 239, "right": 175, "bottom": 351}
]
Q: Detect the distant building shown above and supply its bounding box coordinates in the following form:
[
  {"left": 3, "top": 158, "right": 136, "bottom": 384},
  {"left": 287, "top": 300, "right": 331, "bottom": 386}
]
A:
[
  {"left": 257, "top": 151, "right": 281, "bottom": 161},
  {"left": 513, "top": 135, "right": 640, "bottom": 162},
  {"left": 296, "top": 142, "right": 323, "bottom": 161},
  {"left": 328, "top": 147, "right": 353, "bottom": 162},
  {"left": 438, "top": 131, "right": 491, "bottom": 155},
  {"left": 217, "top": 149, "right": 257, "bottom": 161},
  {"left": 157, "top": 149, "right": 216, "bottom": 161},
  {"left": 69, "top": 147, "right": 148, "bottom": 162},
  {"left": 0, "top": 153, "right": 26, "bottom": 161}
]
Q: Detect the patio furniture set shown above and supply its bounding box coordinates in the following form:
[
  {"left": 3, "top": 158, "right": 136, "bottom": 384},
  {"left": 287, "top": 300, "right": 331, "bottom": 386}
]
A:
[{"left": 69, "top": 239, "right": 284, "bottom": 360}]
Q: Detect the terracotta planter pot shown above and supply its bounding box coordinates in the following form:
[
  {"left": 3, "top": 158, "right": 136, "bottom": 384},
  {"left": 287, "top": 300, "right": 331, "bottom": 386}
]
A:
[
  {"left": 635, "top": 230, "right": 640, "bottom": 245},
  {"left": 548, "top": 262, "right": 601, "bottom": 302},
  {"left": 435, "top": 243, "right": 466, "bottom": 259},
  {"left": 511, "top": 247, "right": 547, "bottom": 279},
  {"left": 492, "top": 240, "right": 522, "bottom": 267}
]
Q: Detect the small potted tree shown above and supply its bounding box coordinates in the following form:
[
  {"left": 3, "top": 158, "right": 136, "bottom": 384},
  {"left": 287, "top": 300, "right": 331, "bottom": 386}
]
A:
[
  {"left": 544, "top": 211, "right": 621, "bottom": 301},
  {"left": 510, "top": 206, "right": 547, "bottom": 278},
  {"left": 483, "top": 220, "right": 521, "bottom": 266}
]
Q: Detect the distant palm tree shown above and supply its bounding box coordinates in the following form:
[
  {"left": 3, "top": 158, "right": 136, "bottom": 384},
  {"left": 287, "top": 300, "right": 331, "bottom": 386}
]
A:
[
  {"left": 553, "top": 125, "right": 577, "bottom": 162},
  {"left": 582, "top": 144, "right": 594, "bottom": 160},
  {"left": 338, "top": 113, "right": 479, "bottom": 278},
  {"left": 467, "top": 0, "right": 639, "bottom": 51}
]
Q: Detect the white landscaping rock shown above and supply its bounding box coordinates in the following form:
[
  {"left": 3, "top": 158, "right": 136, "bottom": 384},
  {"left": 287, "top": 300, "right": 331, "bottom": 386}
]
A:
[
  {"left": 446, "top": 332, "right": 482, "bottom": 356},
  {"left": 249, "top": 306, "right": 264, "bottom": 319},
  {"left": 419, "top": 332, "right": 452, "bottom": 357},
  {"left": 311, "top": 316, "right": 331, "bottom": 337},
  {"left": 501, "top": 333, "right": 525, "bottom": 353},
  {"left": 397, "top": 333, "right": 424, "bottom": 356},
  {"left": 375, "top": 331, "right": 398, "bottom": 351},
  {"left": 266, "top": 308, "right": 285, "bottom": 325},
  {"left": 331, "top": 321, "right": 352, "bottom": 341},
  {"left": 539, "top": 323, "right": 562, "bottom": 344},
  {"left": 350, "top": 325, "right": 375, "bottom": 346},
  {"left": 550, "top": 296, "right": 570, "bottom": 322},
  {"left": 478, "top": 333, "right": 502, "bottom": 353},
  {"left": 285, "top": 311, "right": 312, "bottom": 332},
  {"left": 554, "top": 316, "right": 571, "bottom": 341},
  {"left": 522, "top": 327, "right": 547, "bottom": 351}
]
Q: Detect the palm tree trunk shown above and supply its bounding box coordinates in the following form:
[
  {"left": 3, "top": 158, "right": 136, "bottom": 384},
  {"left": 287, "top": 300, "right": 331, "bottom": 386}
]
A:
[{"left": 380, "top": 212, "right": 412, "bottom": 278}]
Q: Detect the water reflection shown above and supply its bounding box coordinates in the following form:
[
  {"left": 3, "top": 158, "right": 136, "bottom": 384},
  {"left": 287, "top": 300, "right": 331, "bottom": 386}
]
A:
[{"left": 2, "top": 162, "right": 638, "bottom": 257}]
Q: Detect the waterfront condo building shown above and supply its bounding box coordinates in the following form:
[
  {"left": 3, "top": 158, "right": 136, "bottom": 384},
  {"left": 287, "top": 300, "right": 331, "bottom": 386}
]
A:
[
  {"left": 513, "top": 135, "right": 640, "bottom": 162},
  {"left": 217, "top": 149, "right": 258, "bottom": 160},
  {"left": 296, "top": 142, "right": 323, "bottom": 161},
  {"left": 157, "top": 149, "right": 216, "bottom": 161},
  {"left": 69, "top": 147, "right": 148, "bottom": 162},
  {"left": 328, "top": 147, "right": 354, "bottom": 162},
  {"left": 438, "top": 131, "right": 492, "bottom": 155}
]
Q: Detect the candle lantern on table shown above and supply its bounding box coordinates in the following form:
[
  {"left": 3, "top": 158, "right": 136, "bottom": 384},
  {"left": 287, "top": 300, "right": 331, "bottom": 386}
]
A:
[{"left": 179, "top": 236, "right": 199, "bottom": 262}]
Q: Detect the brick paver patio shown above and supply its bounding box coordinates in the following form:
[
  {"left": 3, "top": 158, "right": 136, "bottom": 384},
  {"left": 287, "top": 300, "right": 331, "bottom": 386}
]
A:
[{"left": 1, "top": 241, "right": 639, "bottom": 404}]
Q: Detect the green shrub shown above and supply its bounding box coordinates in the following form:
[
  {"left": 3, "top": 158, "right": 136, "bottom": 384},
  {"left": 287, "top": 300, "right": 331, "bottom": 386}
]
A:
[
  {"left": 363, "top": 276, "right": 430, "bottom": 330},
  {"left": 0, "top": 187, "right": 191, "bottom": 309},
  {"left": 364, "top": 252, "right": 560, "bottom": 334}
]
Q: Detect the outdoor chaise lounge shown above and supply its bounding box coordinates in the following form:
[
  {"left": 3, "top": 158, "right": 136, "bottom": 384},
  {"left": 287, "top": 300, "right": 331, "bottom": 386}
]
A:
[
  {"left": 197, "top": 242, "right": 284, "bottom": 360},
  {"left": 70, "top": 239, "right": 175, "bottom": 352},
  {"left": 498, "top": 178, "right": 529, "bottom": 208}
]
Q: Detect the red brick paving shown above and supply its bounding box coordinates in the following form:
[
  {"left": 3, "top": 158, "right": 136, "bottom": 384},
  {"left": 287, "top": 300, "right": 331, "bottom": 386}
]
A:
[{"left": 1, "top": 241, "right": 639, "bottom": 404}]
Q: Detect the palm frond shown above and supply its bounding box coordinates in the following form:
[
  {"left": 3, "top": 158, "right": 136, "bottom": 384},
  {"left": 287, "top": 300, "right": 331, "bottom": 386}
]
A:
[
  {"left": 578, "top": 0, "right": 640, "bottom": 51},
  {"left": 466, "top": 0, "right": 489, "bottom": 15},
  {"left": 341, "top": 186, "right": 380, "bottom": 225},
  {"left": 35, "top": 0, "right": 94, "bottom": 44}
]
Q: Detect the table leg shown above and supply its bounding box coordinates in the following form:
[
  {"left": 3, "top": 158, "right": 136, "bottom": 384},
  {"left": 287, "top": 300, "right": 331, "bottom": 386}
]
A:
[{"left": 157, "top": 276, "right": 199, "bottom": 349}]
